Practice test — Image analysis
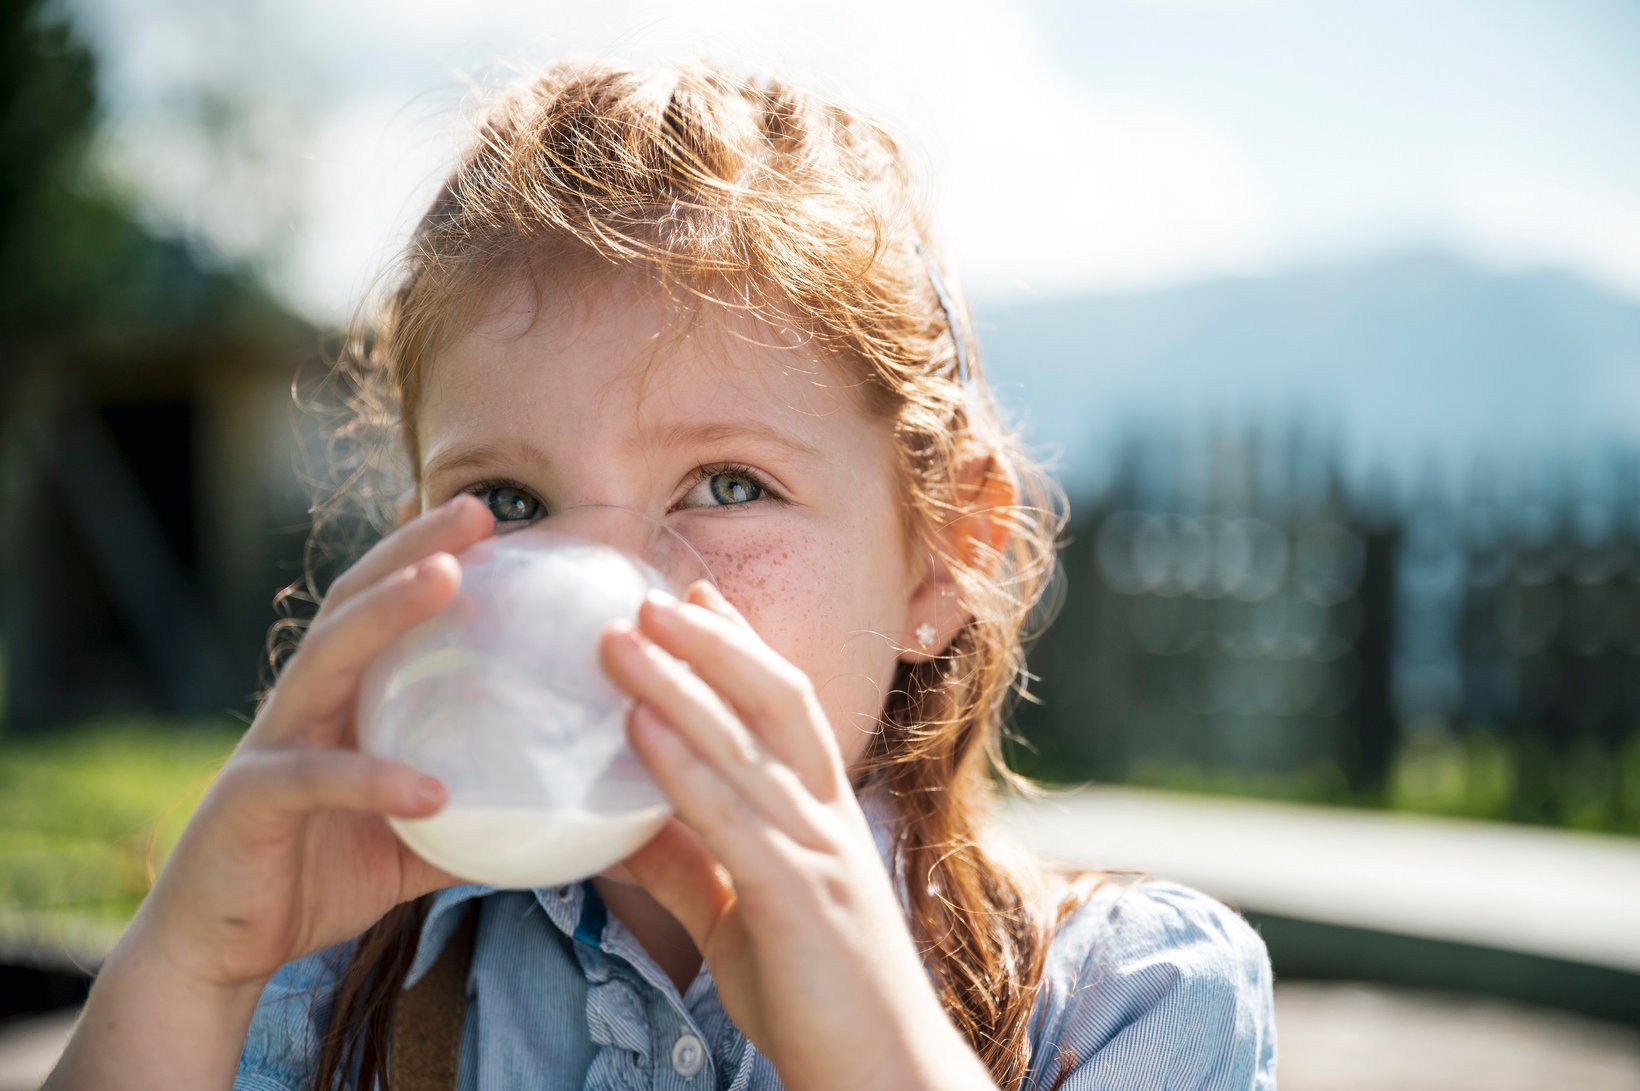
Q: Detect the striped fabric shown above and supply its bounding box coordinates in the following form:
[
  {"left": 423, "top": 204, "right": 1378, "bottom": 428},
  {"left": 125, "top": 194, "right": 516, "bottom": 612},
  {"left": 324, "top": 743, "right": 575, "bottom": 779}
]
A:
[{"left": 237, "top": 809, "right": 1276, "bottom": 1090}]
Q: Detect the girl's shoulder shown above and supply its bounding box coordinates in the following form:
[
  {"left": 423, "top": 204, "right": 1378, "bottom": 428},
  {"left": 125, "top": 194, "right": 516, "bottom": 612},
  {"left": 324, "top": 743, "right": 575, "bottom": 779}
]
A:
[
  {"left": 1030, "top": 876, "right": 1277, "bottom": 1090},
  {"left": 1046, "top": 874, "right": 1271, "bottom": 982}
]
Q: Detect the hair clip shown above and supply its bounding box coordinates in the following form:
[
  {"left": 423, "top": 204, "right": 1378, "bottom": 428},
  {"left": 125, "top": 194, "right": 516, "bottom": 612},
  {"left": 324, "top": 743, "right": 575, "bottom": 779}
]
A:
[{"left": 913, "top": 240, "right": 973, "bottom": 389}]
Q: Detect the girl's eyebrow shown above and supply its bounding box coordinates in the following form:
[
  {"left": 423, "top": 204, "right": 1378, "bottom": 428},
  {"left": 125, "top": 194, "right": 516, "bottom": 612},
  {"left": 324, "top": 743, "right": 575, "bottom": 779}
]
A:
[
  {"left": 421, "top": 421, "right": 821, "bottom": 483},
  {"left": 655, "top": 419, "right": 822, "bottom": 460},
  {"left": 422, "top": 438, "right": 553, "bottom": 485}
]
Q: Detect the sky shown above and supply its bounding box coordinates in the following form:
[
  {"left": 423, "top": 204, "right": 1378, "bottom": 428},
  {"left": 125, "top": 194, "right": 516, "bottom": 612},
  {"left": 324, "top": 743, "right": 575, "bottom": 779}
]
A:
[{"left": 64, "top": 0, "right": 1640, "bottom": 326}]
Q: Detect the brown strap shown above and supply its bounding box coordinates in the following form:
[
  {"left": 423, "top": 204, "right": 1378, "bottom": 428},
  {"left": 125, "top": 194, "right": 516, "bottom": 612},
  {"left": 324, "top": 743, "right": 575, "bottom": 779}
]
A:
[{"left": 390, "top": 902, "right": 477, "bottom": 1091}]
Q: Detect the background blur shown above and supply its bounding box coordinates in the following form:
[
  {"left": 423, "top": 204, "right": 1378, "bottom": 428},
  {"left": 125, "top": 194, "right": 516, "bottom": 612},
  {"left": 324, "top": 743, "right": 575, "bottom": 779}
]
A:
[{"left": 2, "top": 0, "right": 1638, "bottom": 1086}]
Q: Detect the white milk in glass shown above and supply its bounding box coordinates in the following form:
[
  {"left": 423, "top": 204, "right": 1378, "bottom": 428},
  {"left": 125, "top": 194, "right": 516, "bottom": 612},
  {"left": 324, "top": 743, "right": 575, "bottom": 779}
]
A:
[{"left": 356, "top": 509, "right": 706, "bottom": 887}]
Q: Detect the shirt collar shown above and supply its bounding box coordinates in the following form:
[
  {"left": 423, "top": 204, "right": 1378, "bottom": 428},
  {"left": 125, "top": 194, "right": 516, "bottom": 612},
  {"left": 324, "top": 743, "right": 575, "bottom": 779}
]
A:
[{"left": 403, "top": 883, "right": 492, "bottom": 988}]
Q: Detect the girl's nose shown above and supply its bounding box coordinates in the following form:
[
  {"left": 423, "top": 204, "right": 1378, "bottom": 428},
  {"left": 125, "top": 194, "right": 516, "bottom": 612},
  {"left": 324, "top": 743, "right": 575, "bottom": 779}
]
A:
[{"left": 509, "top": 503, "right": 716, "bottom": 592}]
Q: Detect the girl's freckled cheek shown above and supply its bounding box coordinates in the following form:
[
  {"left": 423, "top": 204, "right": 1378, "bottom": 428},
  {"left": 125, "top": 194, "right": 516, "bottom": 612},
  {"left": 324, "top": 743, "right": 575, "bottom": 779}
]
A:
[
  {"left": 692, "top": 532, "right": 829, "bottom": 665},
  {"left": 694, "top": 534, "right": 779, "bottom": 614}
]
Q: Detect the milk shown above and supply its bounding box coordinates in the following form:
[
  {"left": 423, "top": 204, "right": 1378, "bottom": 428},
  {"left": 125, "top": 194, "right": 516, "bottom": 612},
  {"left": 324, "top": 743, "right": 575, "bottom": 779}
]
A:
[
  {"left": 391, "top": 803, "right": 672, "bottom": 888},
  {"left": 356, "top": 509, "right": 713, "bottom": 889}
]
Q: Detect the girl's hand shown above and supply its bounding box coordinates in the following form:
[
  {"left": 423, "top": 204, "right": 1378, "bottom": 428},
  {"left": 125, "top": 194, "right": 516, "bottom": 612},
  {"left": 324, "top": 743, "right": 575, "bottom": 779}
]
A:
[
  {"left": 128, "top": 494, "right": 494, "bottom": 991},
  {"left": 599, "top": 584, "right": 996, "bottom": 1091}
]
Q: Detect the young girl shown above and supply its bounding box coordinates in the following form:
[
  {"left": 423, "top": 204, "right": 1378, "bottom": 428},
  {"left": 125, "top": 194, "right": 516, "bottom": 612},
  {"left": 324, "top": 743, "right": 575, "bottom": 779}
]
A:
[{"left": 46, "top": 59, "right": 1275, "bottom": 1090}]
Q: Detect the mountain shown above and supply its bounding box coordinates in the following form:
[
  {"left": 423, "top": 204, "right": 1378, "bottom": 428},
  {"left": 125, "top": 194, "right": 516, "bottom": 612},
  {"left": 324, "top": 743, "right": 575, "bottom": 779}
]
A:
[{"left": 972, "top": 253, "right": 1640, "bottom": 498}]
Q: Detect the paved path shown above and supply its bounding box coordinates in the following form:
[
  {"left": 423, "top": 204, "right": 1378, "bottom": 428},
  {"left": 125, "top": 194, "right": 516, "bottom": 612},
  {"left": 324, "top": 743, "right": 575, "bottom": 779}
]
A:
[
  {"left": 0, "top": 1008, "right": 75, "bottom": 1091},
  {"left": 1003, "top": 786, "right": 1640, "bottom": 970},
  {"left": 1276, "top": 982, "right": 1640, "bottom": 1090}
]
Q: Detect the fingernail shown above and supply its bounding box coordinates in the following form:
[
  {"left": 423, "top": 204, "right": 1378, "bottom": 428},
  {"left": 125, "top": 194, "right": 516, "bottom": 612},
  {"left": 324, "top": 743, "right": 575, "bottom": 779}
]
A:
[
  {"left": 610, "top": 622, "right": 654, "bottom": 655},
  {"left": 699, "top": 581, "right": 737, "bottom": 616},
  {"left": 414, "top": 553, "right": 453, "bottom": 579},
  {"left": 414, "top": 775, "right": 445, "bottom": 804},
  {"left": 645, "top": 587, "right": 681, "bottom": 614},
  {"left": 440, "top": 493, "right": 485, "bottom": 522}
]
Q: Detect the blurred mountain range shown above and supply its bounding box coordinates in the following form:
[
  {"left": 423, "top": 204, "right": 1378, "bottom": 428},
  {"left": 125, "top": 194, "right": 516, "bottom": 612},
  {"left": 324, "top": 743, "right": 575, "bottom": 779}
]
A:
[{"left": 975, "top": 253, "right": 1640, "bottom": 499}]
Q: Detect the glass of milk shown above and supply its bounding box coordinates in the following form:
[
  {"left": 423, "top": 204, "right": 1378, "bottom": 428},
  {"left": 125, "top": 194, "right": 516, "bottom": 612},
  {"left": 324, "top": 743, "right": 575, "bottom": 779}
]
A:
[{"left": 355, "top": 504, "right": 713, "bottom": 888}]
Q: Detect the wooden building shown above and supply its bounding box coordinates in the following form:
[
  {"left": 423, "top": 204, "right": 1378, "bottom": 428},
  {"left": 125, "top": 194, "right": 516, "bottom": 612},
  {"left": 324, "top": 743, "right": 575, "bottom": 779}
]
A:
[{"left": 0, "top": 238, "right": 321, "bottom": 730}]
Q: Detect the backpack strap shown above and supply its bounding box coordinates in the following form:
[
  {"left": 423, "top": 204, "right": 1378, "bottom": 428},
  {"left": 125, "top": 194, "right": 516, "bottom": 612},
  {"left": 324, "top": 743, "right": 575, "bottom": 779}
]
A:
[{"left": 390, "top": 901, "right": 477, "bottom": 1091}]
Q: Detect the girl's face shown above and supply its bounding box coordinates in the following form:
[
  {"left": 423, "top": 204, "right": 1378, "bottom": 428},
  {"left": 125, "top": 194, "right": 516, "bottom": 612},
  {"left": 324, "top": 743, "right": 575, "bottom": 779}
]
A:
[{"left": 414, "top": 274, "right": 932, "bottom": 767}]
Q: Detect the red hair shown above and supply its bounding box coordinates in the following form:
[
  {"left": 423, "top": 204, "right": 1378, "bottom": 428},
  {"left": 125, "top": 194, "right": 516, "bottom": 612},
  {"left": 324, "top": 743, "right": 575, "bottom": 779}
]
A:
[{"left": 290, "top": 57, "right": 1101, "bottom": 1090}]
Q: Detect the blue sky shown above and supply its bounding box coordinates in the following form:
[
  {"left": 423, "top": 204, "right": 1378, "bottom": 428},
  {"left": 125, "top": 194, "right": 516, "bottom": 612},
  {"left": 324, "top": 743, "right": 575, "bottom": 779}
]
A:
[
  {"left": 66, "top": 0, "right": 1640, "bottom": 323},
  {"left": 1030, "top": 1, "right": 1640, "bottom": 294}
]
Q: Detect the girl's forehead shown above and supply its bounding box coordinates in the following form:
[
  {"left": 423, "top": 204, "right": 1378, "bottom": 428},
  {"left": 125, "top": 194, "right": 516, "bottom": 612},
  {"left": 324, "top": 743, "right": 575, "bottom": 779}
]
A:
[
  {"left": 429, "top": 273, "right": 865, "bottom": 415},
  {"left": 417, "top": 272, "right": 880, "bottom": 460}
]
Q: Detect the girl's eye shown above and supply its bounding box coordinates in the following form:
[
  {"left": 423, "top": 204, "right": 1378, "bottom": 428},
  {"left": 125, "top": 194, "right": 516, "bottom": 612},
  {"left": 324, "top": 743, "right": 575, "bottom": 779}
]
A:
[
  {"left": 470, "top": 483, "right": 543, "bottom": 524},
  {"left": 680, "top": 465, "right": 774, "bottom": 509},
  {"left": 710, "top": 472, "right": 764, "bottom": 505}
]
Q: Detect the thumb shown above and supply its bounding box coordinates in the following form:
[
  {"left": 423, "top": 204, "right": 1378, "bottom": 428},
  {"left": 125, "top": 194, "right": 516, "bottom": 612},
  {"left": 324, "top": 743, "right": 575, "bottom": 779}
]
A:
[
  {"left": 398, "top": 851, "right": 463, "bottom": 904},
  {"left": 620, "top": 818, "right": 735, "bottom": 946}
]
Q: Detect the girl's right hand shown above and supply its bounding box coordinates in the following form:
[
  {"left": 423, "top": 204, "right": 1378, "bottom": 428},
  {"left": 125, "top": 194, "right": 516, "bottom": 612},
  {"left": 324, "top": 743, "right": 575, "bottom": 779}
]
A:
[{"left": 125, "top": 493, "right": 494, "bottom": 992}]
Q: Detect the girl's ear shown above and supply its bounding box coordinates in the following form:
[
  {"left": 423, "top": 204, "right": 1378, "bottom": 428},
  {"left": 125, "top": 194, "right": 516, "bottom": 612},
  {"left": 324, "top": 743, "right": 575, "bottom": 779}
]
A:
[
  {"left": 899, "top": 454, "right": 1016, "bottom": 664},
  {"left": 396, "top": 487, "right": 422, "bottom": 529}
]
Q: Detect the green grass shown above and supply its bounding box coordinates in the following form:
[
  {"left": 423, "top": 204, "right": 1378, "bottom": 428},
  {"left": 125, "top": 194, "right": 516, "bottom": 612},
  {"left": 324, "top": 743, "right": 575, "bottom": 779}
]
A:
[
  {"left": 1386, "top": 727, "right": 1640, "bottom": 833},
  {"left": 4, "top": 715, "right": 1635, "bottom": 962},
  {"left": 0, "top": 718, "right": 242, "bottom": 952},
  {"left": 1120, "top": 756, "right": 1362, "bottom": 808},
  {"left": 1060, "top": 728, "right": 1640, "bottom": 836}
]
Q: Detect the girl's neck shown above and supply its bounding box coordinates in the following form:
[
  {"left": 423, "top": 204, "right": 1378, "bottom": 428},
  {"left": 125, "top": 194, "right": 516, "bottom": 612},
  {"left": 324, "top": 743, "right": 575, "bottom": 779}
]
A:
[{"left": 590, "top": 876, "right": 703, "bottom": 995}]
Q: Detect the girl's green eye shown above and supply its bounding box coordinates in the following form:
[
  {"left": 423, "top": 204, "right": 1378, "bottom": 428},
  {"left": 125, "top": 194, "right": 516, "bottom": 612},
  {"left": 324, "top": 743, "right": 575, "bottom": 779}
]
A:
[
  {"left": 480, "top": 486, "right": 542, "bottom": 523},
  {"left": 709, "top": 472, "right": 764, "bottom": 505}
]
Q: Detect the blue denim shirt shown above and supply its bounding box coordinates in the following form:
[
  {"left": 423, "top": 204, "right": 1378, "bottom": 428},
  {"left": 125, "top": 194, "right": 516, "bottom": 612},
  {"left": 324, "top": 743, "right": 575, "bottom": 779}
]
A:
[{"left": 236, "top": 810, "right": 1276, "bottom": 1090}]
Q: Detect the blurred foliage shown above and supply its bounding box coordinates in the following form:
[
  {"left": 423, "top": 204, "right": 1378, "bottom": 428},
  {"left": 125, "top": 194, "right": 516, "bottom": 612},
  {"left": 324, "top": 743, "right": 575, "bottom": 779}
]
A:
[
  {"left": 0, "top": 0, "right": 290, "bottom": 339},
  {"left": 0, "top": 718, "right": 239, "bottom": 944},
  {"left": 1062, "top": 731, "right": 1640, "bottom": 835},
  {"left": 0, "top": 0, "right": 96, "bottom": 252},
  {"left": 1008, "top": 429, "right": 1640, "bottom": 837}
]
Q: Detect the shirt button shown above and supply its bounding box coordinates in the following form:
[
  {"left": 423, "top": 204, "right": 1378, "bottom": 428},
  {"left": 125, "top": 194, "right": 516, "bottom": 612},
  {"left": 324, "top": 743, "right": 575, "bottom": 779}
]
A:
[{"left": 670, "top": 1033, "right": 706, "bottom": 1078}]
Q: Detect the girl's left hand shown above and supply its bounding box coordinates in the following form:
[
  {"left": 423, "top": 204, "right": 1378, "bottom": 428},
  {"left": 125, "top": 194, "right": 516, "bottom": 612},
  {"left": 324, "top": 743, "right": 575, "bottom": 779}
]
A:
[{"left": 598, "top": 583, "right": 995, "bottom": 1091}]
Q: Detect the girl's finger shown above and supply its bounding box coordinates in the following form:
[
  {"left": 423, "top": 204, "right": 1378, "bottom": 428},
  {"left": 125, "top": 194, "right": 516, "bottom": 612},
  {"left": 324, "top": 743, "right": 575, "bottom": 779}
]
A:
[
  {"left": 394, "top": 487, "right": 421, "bottom": 530},
  {"left": 219, "top": 749, "right": 445, "bottom": 836},
  {"left": 599, "top": 627, "right": 820, "bottom": 837},
  {"left": 321, "top": 493, "right": 490, "bottom": 612},
  {"left": 625, "top": 700, "right": 820, "bottom": 869},
  {"left": 619, "top": 819, "right": 737, "bottom": 949},
  {"left": 257, "top": 553, "right": 461, "bottom": 742},
  {"left": 688, "top": 580, "right": 752, "bottom": 629},
  {"left": 634, "top": 590, "right": 844, "bottom": 796}
]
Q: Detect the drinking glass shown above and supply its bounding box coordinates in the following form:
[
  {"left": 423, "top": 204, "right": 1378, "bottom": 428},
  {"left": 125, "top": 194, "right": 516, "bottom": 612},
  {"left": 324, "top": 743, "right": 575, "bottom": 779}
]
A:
[{"left": 356, "top": 504, "right": 713, "bottom": 887}]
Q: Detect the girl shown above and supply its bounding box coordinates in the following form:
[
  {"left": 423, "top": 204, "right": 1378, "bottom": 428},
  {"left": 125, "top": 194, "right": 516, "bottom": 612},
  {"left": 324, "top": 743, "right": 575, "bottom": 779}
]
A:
[{"left": 46, "top": 59, "right": 1275, "bottom": 1090}]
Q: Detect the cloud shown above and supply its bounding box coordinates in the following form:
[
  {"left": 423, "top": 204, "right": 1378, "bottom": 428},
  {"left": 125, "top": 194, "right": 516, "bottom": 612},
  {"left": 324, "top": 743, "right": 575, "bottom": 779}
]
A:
[
  {"left": 92, "top": 0, "right": 1640, "bottom": 319},
  {"left": 1448, "top": 170, "right": 1640, "bottom": 303},
  {"left": 71, "top": 0, "right": 1274, "bottom": 322}
]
